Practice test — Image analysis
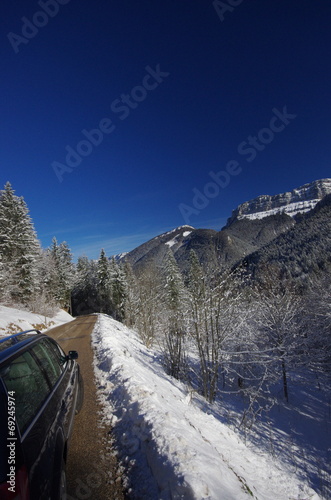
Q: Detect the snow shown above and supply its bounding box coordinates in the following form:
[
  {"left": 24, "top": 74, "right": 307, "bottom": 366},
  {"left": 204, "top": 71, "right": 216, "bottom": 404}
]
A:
[
  {"left": 165, "top": 230, "right": 193, "bottom": 248},
  {"left": 0, "top": 306, "right": 326, "bottom": 498},
  {"left": 0, "top": 304, "right": 73, "bottom": 336},
  {"left": 238, "top": 199, "right": 320, "bottom": 221},
  {"left": 92, "top": 314, "right": 322, "bottom": 500},
  {"left": 156, "top": 226, "right": 195, "bottom": 241},
  {"left": 165, "top": 237, "right": 177, "bottom": 248}
]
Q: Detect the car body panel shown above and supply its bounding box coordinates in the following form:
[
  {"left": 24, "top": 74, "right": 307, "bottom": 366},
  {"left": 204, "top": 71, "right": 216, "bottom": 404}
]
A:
[{"left": 0, "top": 329, "right": 83, "bottom": 500}]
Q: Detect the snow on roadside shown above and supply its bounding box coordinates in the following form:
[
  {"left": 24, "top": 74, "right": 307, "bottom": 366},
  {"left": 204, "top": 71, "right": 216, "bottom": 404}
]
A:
[
  {"left": 92, "top": 314, "right": 320, "bottom": 500},
  {"left": 0, "top": 304, "right": 73, "bottom": 336}
]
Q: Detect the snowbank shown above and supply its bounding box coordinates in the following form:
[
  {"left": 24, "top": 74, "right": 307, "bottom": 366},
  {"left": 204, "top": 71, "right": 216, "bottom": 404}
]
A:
[
  {"left": 92, "top": 314, "right": 320, "bottom": 500},
  {"left": 0, "top": 304, "right": 73, "bottom": 336}
]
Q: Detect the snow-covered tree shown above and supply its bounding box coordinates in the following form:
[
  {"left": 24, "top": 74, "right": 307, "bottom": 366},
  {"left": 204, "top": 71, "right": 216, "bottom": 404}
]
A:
[
  {"left": 162, "top": 250, "right": 188, "bottom": 379},
  {"left": 304, "top": 272, "right": 331, "bottom": 379},
  {"left": 72, "top": 256, "right": 98, "bottom": 315},
  {"left": 97, "top": 249, "right": 112, "bottom": 314},
  {"left": 123, "top": 261, "right": 137, "bottom": 328},
  {"left": 109, "top": 257, "right": 127, "bottom": 322},
  {"left": 48, "top": 238, "right": 75, "bottom": 311},
  {"left": 0, "top": 182, "right": 41, "bottom": 304},
  {"left": 250, "top": 270, "right": 304, "bottom": 403}
]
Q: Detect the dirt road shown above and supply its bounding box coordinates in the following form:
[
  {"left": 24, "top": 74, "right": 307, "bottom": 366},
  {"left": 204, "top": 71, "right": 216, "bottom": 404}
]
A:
[{"left": 48, "top": 315, "right": 125, "bottom": 500}]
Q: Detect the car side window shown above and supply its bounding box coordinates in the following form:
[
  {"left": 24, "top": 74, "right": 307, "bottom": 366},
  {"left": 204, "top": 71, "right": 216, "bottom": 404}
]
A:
[
  {"left": 0, "top": 350, "right": 50, "bottom": 434},
  {"left": 31, "top": 339, "right": 64, "bottom": 386},
  {"left": 45, "top": 339, "right": 68, "bottom": 370}
]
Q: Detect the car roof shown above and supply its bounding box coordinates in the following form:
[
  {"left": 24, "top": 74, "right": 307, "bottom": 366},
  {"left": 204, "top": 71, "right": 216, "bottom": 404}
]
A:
[{"left": 0, "top": 330, "right": 46, "bottom": 364}]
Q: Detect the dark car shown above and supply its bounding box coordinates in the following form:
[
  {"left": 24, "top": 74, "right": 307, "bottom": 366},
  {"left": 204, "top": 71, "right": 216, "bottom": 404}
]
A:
[{"left": 0, "top": 329, "right": 83, "bottom": 500}]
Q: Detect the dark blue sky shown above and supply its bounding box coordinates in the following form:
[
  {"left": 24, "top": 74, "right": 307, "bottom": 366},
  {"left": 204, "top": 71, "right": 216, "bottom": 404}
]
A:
[{"left": 1, "top": 0, "right": 330, "bottom": 258}]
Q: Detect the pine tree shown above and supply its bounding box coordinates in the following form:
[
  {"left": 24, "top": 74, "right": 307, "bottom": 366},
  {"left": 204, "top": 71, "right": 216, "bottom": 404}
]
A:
[
  {"left": 72, "top": 256, "right": 98, "bottom": 315},
  {"left": 97, "top": 249, "right": 112, "bottom": 314},
  {"left": 0, "top": 182, "right": 41, "bottom": 304},
  {"left": 48, "top": 238, "right": 75, "bottom": 311}
]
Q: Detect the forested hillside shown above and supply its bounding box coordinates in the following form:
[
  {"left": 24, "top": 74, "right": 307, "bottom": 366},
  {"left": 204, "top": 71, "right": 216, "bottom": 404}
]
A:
[{"left": 242, "top": 194, "right": 331, "bottom": 279}]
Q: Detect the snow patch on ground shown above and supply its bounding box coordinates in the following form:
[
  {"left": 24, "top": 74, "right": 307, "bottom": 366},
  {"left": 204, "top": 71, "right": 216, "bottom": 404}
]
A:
[
  {"left": 92, "top": 314, "right": 320, "bottom": 500},
  {"left": 0, "top": 304, "right": 73, "bottom": 336}
]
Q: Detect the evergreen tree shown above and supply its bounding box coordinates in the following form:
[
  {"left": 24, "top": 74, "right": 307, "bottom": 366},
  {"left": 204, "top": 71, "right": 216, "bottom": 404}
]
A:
[
  {"left": 49, "top": 238, "right": 75, "bottom": 311},
  {"left": 72, "top": 256, "right": 98, "bottom": 315},
  {"left": 0, "top": 182, "right": 41, "bottom": 304},
  {"left": 97, "top": 249, "right": 112, "bottom": 314}
]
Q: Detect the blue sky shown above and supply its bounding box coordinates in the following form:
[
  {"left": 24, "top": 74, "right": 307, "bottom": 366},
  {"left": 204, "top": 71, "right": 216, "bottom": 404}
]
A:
[{"left": 1, "top": 1, "right": 330, "bottom": 259}]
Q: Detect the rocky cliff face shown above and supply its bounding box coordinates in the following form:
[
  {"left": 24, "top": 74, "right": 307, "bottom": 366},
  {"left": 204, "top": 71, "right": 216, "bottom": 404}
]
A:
[{"left": 226, "top": 179, "right": 331, "bottom": 226}]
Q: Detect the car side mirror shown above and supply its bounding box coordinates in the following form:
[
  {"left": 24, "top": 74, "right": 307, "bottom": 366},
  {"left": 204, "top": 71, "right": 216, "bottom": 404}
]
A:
[{"left": 68, "top": 350, "right": 78, "bottom": 360}]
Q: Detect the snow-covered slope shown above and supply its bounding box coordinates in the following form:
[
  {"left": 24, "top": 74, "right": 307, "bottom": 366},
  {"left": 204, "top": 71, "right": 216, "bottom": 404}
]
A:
[
  {"left": 0, "top": 305, "right": 73, "bottom": 336},
  {"left": 92, "top": 314, "right": 320, "bottom": 500},
  {"left": 227, "top": 178, "right": 331, "bottom": 224}
]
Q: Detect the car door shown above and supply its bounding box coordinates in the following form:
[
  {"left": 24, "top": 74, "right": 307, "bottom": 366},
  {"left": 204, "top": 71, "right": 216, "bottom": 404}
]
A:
[
  {"left": 23, "top": 338, "right": 76, "bottom": 500},
  {"left": 0, "top": 338, "right": 77, "bottom": 500},
  {"left": 0, "top": 347, "right": 54, "bottom": 498}
]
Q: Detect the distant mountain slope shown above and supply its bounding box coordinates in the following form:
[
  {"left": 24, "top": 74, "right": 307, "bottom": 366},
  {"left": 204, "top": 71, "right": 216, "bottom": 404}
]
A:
[
  {"left": 122, "top": 216, "right": 294, "bottom": 275},
  {"left": 121, "top": 179, "right": 331, "bottom": 278},
  {"left": 122, "top": 226, "right": 195, "bottom": 272},
  {"left": 241, "top": 194, "right": 331, "bottom": 279}
]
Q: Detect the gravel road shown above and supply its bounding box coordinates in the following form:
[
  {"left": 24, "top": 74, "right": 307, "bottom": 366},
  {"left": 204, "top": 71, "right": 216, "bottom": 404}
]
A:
[{"left": 48, "top": 315, "right": 125, "bottom": 500}]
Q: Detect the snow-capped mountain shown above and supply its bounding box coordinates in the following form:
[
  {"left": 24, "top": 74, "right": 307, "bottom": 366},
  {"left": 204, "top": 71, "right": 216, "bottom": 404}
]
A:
[{"left": 227, "top": 178, "right": 331, "bottom": 225}]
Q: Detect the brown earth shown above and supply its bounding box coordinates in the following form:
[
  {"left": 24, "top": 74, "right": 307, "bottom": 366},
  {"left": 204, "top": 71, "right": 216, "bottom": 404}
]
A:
[{"left": 48, "top": 314, "right": 125, "bottom": 500}]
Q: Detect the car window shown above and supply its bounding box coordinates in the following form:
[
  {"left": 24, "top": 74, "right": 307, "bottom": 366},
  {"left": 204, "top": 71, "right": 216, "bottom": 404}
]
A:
[
  {"left": 0, "top": 350, "right": 50, "bottom": 434},
  {"left": 45, "top": 339, "right": 68, "bottom": 370},
  {"left": 31, "top": 339, "right": 64, "bottom": 386}
]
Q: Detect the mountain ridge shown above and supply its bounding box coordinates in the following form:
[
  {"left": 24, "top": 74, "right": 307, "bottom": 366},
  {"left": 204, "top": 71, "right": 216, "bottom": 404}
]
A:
[
  {"left": 120, "top": 179, "right": 330, "bottom": 278},
  {"left": 226, "top": 178, "right": 331, "bottom": 226}
]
